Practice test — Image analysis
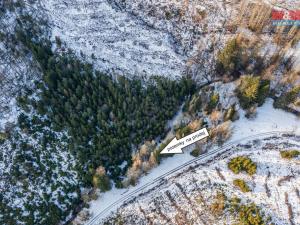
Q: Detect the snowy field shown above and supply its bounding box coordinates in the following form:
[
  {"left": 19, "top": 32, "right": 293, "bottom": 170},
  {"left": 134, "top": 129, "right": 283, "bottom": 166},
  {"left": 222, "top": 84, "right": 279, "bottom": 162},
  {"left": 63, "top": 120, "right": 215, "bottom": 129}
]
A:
[
  {"left": 232, "top": 99, "right": 300, "bottom": 139},
  {"left": 86, "top": 98, "right": 300, "bottom": 224},
  {"left": 40, "top": 0, "right": 186, "bottom": 78},
  {"left": 40, "top": 0, "right": 242, "bottom": 79},
  {"left": 39, "top": 0, "right": 300, "bottom": 83},
  {"left": 101, "top": 134, "right": 300, "bottom": 224}
]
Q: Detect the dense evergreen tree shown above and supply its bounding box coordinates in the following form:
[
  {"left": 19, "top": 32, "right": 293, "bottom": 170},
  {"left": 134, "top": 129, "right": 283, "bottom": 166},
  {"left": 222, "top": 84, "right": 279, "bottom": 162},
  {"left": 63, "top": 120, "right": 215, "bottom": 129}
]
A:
[
  {"left": 15, "top": 25, "right": 196, "bottom": 185},
  {"left": 3, "top": 14, "right": 196, "bottom": 224}
]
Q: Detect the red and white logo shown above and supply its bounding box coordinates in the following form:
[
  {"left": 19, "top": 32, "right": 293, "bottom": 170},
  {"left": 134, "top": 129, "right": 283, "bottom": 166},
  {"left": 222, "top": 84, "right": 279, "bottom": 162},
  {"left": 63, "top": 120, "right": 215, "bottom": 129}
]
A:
[{"left": 272, "top": 9, "right": 300, "bottom": 21}]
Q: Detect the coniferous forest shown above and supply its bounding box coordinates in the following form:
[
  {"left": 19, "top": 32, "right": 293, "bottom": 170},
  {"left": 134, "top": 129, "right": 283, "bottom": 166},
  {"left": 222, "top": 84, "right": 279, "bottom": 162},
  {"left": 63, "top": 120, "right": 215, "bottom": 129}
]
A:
[{"left": 15, "top": 19, "right": 196, "bottom": 186}]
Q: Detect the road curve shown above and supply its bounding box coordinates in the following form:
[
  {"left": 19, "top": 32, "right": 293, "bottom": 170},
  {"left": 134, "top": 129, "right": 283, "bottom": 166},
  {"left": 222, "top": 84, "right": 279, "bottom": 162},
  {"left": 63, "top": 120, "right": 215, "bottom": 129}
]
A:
[{"left": 86, "top": 131, "right": 295, "bottom": 225}]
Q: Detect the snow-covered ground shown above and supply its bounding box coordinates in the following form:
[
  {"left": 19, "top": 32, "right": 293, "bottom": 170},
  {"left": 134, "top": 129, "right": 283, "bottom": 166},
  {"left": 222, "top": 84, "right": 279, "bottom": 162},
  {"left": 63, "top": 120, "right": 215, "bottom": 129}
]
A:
[
  {"left": 40, "top": 0, "right": 300, "bottom": 84},
  {"left": 232, "top": 98, "right": 300, "bottom": 139},
  {"left": 86, "top": 98, "right": 300, "bottom": 224},
  {"left": 40, "top": 0, "right": 186, "bottom": 78},
  {"left": 40, "top": 0, "right": 246, "bottom": 80},
  {"left": 101, "top": 134, "right": 300, "bottom": 224},
  {"left": 0, "top": 127, "right": 80, "bottom": 223},
  {"left": 1, "top": 0, "right": 299, "bottom": 224},
  {"left": 264, "top": 0, "right": 300, "bottom": 9},
  {"left": 0, "top": 8, "right": 41, "bottom": 131}
]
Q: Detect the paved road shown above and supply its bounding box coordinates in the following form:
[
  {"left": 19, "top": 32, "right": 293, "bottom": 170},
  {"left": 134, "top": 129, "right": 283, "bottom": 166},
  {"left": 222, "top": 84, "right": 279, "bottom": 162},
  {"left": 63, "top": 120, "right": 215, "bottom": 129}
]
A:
[{"left": 86, "top": 131, "right": 294, "bottom": 225}]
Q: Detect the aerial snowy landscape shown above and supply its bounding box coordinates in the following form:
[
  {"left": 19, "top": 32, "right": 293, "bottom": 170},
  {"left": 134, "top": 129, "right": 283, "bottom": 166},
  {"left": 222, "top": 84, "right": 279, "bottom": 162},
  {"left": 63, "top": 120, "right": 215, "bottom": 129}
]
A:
[
  {"left": 83, "top": 99, "right": 300, "bottom": 225},
  {"left": 99, "top": 133, "right": 300, "bottom": 225},
  {"left": 0, "top": 0, "right": 300, "bottom": 225}
]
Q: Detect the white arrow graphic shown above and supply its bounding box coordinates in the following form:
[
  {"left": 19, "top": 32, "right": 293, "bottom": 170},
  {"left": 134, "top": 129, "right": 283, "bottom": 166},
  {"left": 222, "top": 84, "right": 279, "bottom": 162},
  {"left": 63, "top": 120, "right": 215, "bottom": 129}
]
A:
[{"left": 160, "top": 128, "right": 209, "bottom": 154}]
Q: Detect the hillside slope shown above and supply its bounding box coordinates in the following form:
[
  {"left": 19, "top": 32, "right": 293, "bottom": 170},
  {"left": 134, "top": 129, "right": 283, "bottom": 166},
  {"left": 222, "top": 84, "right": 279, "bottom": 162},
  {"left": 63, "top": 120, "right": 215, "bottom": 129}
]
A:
[
  {"left": 0, "top": 0, "right": 299, "bottom": 225},
  {"left": 102, "top": 134, "right": 300, "bottom": 225}
]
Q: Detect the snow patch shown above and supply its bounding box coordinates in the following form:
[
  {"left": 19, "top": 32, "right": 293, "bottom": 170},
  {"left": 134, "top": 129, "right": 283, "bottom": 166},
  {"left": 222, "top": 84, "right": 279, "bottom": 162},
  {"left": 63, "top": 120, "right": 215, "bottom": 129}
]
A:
[{"left": 86, "top": 98, "right": 300, "bottom": 223}]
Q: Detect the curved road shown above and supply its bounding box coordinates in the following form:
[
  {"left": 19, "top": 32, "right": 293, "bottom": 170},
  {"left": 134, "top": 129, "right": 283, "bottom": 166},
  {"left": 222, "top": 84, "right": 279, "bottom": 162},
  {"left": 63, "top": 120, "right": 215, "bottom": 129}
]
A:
[{"left": 86, "top": 131, "right": 294, "bottom": 225}]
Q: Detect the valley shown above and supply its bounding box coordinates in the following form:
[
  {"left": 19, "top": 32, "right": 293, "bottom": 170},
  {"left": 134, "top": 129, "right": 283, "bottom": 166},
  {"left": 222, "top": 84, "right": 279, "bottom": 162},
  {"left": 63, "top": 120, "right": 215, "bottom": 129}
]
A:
[{"left": 0, "top": 0, "right": 299, "bottom": 225}]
